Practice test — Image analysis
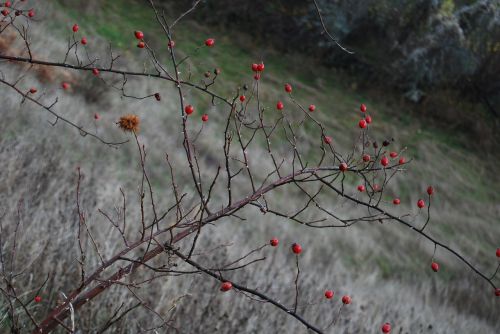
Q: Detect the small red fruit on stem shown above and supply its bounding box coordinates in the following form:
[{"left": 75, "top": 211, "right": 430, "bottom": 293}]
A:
[
  {"left": 5, "top": 1, "right": 11, "bottom": 8},
  {"left": 29, "top": 87, "right": 37, "bottom": 94},
  {"left": 34, "top": 296, "right": 42, "bottom": 303},
  {"left": 495, "top": 288, "right": 500, "bottom": 296},
  {"left": 362, "top": 154, "right": 370, "bottom": 162},
  {"left": 1, "top": 9, "right": 9, "bottom": 16},
  {"left": 342, "top": 295, "right": 351, "bottom": 304},
  {"left": 427, "top": 186, "right": 434, "bottom": 195},
  {"left": 81, "top": 37, "right": 87, "bottom": 45},
  {"left": 324, "top": 290, "right": 334, "bottom": 299},
  {"left": 389, "top": 151, "right": 398, "bottom": 158},
  {"left": 308, "top": 104, "right": 316, "bottom": 112},
  {"left": 339, "top": 162, "right": 348, "bottom": 172},
  {"left": 254, "top": 73, "right": 260, "bottom": 80},
  {"left": 365, "top": 115, "right": 372, "bottom": 124},
  {"left": 201, "top": 114, "right": 208, "bottom": 122},
  {"left": 360, "top": 104, "right": 367, "bottom": 112},
  {"left": 417, "top": 199, "right": 425, "bottom": 209},
  {"left": 251, "top": 63, "right": 258, "bottom": 72},
  {"left": 220, "top": 281, "right": 232, "bottom": 292},
  {"left": 256, "top": 62, "right": 265, "bottom": 72},
  {"left": 359, "top": 119, "right": 367, "bottom": 129},
  {"left": 137, "top": 41, "right": 145, "bottom": 48},
  {"left": 167, "top": 40, "right": 175, "bottom": 49},
  {"left": 495, "top": 248, "right": 500, "bottom": 257},
  {"left": 323, "top": 136, "right": 332, "bottom": 144},
  {"left": 291, "top": 243, "right": 302, "bottom": 254},
  {"left": 61, "top": 82, "right": 70, "bottom": 90},
  {"left": 134, "top": 30, "right": 144, "bottom": 39},
  {"left": 94, "top": 113, "right": 100, "bottom": 120},
  {"left": 239, "top": 95, "right": 246, "bottom": 102},
  {"left": 381, "top": 156, "right": 389, "bottom": 167},
  {"left": 431, "top": 262, "right": 439, "bottom": 272},
  {"left": 381, "top": 322, "right": 391, "bottom": 333},
  {"left": 28, "top": 9, "right": 34, "bottom": 18},
  {"left": 184, "top": 105, "right": 194, "bottom": 115},
  {"left": 276, "top": 101, "right": 284, "bottom": 110},
  {"left": 205, "top": 38, "right": 215, "bottom": 47},
  {"left": 270, "top": 238, "right": 279, "bottom": 247},
  {"left": 72, "top": 24, "right": 79, "bottom": 32},
  {"left": 399, "top": 157, "right": 406, "bottom": 164},
  {"left": 284, "top": 83, "right": 292, "bottom": 93},
  {"left": 357, "top": 185, "right": 365, "bottom": 192},
  {"left": 393, "top": 198, "right": 401, "bottom": 205}
]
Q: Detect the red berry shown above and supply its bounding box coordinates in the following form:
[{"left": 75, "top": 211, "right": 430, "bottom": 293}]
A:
[
  {"left": 496, "top": 248, "right": 500, "bottom": 257},
  {"left": 339, "top": 162, "right": 348, "bottom": 172},
  {"left": 239, "top": 95, "right": 246, "bottom": 102},
  {"left": 220, "top": 281, "right": 232, "bottom": 292},
  {"left": 81, "top": 37, "right": 87, "bottom": 45},
  {"left": 61, "top": 82, "right": 70, "bottom": 90},
  {"left": 72, "top": 24, "right": 79, "bottom": 32},
  {"left": 381, "top": 156, "right": 389, "bottom": 167},
  {"left": 399, "top": 157, "right": 406, "bottom": 165},
  {"left": 276, "top": 101, "right": 284, "bottom": 110},
  {"left": 184, "top": 105, "right": 194, "bottom": 115},
  {"left": 427, "top": 186, "right": 434, "bottom": 195},
  {"left": 94, "top": 113, "right": 100, "bottom": 120},
  {"left": 357, "top": 185, "right": 365, "bottom": 192},
  {"left": 342, "top": 295, "right": 351, "bottom": 305},
  {"left": 365, "top": 115, "right": 372, "bottom": 124},
  {"left": 360, "top": 104, "right": 367, "bottom": 112},
  {"left": 381, "top": 322, "right": 391, "bottom": 333},
  {"left": 284, "top": 83, "right": 292, "bottom": 93},
  {"left": 309, "top": 104, "right": 316, "bottom": 112},
  {"left": 325, "top": 290, "right": 334, "bottom": 299},
  {"left": 431, "top": 262, "right": 439, "bottom": 272},
  {"left": 29, "top": 87, "right": 37, "bottom": 94},
  {"left": 154, "top": 93, "right": 161, "bottom": 101},
  {"left": 393, "top": 198, "right": 401, "bottom": 205},
  {"left": 373, "top": 184, "right": 381, "bottom": 192},
  {"left": 168, "top": 40, "right": 175, "bottom": 48},
  {"left": 323, "top": 136, "right": 332, "bottom": 144},
  {"left": 256, "top": 62, "right": 265, "bottom": 72},
  {"left": 358, "top": 119, "right": 367, "bottom": 129},
  {"left": 1, "top": 9, "right": 9, "bottom": 16},
  {"left": 495, "top": 288, "right": 500, "bottom": 296},
  {"left": 5, "top": 1, "right": 11, "bottom": 7},
  {"left": 92, "top": 68, "right": 99, "bottom": 76},
  {"left": 254, "top": 73, "right": 260, "bottom": 80},
  {"left": 251, "top": 63, "right": 259, "bottom": 72},
  {"left": 291, "top": 243, "right": 302, "bottom": 254},
  {"left": 362, "top": 154, "right": 370, "bottom": 162},
  {"left": 137, "top": 41, "right": 145, "bottom": 48},
  {"left": 201, "top": 114, "right": 208, "bottom": 122},
  {"left": 134, "top": 30, "right": 144, "bottom": 39},
  {"left": 270, "top": 238, "right": 279, "bottom": 247},
  {"left": 34, "top": 296, "right": 42, "bottom": 303},
  {"left": 417, "top": 199, "right": 425, "bottom": 209},
  {"left": 389, "top": 152, "right": 398, "bottom": 158},
  {"left": 205, "top": 38, "right": 215, "bottom": 47},
  {"left": 28, "top": 9, "right": 34, "bottom": 18}
]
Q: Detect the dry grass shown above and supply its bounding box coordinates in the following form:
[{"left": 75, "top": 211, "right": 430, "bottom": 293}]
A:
[{"left": 0, "top": 2, "right": 499, "bottom": 333}]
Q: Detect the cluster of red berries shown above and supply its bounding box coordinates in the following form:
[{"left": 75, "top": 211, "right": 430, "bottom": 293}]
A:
[
  {"left": 358, "top": 103, "right": 372, "bottom": 129},
  {"left": 251, "top": 62, "right": 265, "bottom": 80},
  {"left": 134, "top": 30, "right": 145, "bottom": 48}
]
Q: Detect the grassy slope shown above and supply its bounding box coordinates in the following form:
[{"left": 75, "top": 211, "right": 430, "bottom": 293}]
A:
[{"left": 5, "top": 0, "right": 498, "bottom": 332}]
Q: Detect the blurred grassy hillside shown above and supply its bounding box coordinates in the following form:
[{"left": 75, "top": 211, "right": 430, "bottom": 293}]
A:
[{"left": 0, "top": 0, "right": 499, "bottom": 332}]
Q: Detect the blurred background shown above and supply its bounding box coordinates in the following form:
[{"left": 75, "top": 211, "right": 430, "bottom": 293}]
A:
[{"left": 1, "top": 0, "right": 500, "bottom": 333}]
